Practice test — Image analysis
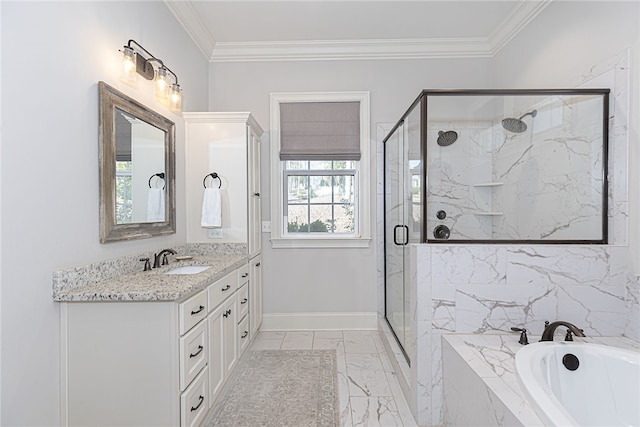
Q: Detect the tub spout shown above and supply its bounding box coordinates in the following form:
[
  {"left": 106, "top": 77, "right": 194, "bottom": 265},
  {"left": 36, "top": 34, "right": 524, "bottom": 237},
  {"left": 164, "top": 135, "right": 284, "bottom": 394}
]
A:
[{"left": 540, "top": 321, "right": 585, "bottom": 341}]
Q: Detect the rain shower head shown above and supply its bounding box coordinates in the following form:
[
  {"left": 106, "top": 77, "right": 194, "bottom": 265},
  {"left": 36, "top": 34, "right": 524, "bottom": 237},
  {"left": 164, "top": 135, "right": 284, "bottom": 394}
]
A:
[
  {"left": 501, "top": 109, "right": 537, "bottom": 133},
  {"left": 437, "top": 130, "right": 458, "bottom": 146}
]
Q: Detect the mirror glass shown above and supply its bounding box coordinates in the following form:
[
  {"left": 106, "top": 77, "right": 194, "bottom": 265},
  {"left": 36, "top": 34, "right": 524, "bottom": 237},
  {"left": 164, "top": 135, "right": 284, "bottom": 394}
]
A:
[{"left": 99, "top": 81, "right": 175, "bottom": 243}]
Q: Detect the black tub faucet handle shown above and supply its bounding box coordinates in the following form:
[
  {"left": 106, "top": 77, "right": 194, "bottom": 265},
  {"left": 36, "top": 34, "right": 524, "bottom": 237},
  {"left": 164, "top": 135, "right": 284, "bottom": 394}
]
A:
[{"left": 510, "top": 326, "right": 529, "bottom": 345}]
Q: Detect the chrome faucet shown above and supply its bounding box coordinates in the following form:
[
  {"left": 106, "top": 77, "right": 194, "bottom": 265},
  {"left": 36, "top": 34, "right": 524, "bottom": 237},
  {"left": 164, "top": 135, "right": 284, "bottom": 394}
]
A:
[
  {"left": 540, "top": 321, "right": 585, "bottom": 341},
  {"left": 153, "top": 248, "right": 177, "bottom": 269}
]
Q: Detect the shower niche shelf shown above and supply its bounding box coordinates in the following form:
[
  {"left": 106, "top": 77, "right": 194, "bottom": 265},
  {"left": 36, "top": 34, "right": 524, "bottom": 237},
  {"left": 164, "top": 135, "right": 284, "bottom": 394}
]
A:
[{"left": 473, "top": 182, "right": 503, "bottom": 187}]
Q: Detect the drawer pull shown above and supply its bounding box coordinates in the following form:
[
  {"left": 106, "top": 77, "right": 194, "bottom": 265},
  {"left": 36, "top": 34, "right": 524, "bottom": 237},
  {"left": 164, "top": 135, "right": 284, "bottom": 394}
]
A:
[
  {"left": 221, "top": 284, "right": 231, "bottom": 292},
  {"left": 255, "top": 262, "right": 261, "bottom": 267},
  {"left": 240, "top": 298, "right": 248, "bottom": 304},
  {"left": 191, "top": 305, "right": 205, "bottom": 315},
  {"left": 241, "top": 273, "right": 249, "bottom": 278},
  {"left": 191, "top": 395, "right": 204, "bottom": 412},
  {"left": 223, "top": 309, "right": 232, "bottom": 318},
  {"left": 189, "top": 345, "right": 204, "bottom": 358},
  {"left": 241, "top": 331, "right": 248, "bottom": 339}
]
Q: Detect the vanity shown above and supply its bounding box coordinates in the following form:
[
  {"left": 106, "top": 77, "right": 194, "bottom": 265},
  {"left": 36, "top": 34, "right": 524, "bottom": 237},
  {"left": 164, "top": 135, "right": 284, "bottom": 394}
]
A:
[
  {"left": 55, "top": 250, "right": 255, "bottom": 427},
  {"left": 53, "top": 82, "right": 265, "bottom": 426}
]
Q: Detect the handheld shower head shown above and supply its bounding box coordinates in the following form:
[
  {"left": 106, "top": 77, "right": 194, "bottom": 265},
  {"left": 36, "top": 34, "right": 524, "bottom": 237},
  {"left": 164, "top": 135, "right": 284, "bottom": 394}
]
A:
[{"left": 502, "top": 109, "right": 537, "bottom": 133}]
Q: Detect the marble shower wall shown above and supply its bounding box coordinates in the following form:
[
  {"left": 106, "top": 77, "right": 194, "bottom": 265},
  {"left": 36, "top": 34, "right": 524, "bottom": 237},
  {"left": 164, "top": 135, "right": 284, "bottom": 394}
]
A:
[
  {"left": 427, "top": 122, "right": 495, "bottom": 240},
  {"left": 427, "top": 94, "right": 608, "bottom": 242},
  {"left": 492, "top": 94, "right": 605, "bottom": 240}
]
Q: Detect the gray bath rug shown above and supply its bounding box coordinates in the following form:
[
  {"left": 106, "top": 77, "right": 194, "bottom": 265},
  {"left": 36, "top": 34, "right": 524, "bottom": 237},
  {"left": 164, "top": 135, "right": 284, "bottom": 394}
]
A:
[{"left": 204, "top": 349, "right": 339, "bottom": 427}]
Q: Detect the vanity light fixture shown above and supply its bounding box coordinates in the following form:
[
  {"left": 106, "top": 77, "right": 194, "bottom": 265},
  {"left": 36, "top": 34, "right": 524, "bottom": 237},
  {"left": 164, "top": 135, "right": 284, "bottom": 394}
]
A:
[{"left": 119, "top": 39, "right": 182, "bottom": 112}]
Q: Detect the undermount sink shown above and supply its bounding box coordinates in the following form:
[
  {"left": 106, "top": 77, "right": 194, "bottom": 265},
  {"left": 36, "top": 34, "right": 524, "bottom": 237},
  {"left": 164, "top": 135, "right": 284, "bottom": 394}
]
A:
[{"left": 164, "top": 265, "right": 211, "bottom": 275}]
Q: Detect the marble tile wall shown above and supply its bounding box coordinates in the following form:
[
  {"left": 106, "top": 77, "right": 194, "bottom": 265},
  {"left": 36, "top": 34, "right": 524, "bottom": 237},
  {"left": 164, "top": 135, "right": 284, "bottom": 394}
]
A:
[
  {"left": 413, "top": 244, "right": 638, "bottom": 426},
  {"left": 426, "top": 122, "right": 495, "bottom": 240},
  {"left": 492, "top": 95, "right": 605, "bottom": 240}
]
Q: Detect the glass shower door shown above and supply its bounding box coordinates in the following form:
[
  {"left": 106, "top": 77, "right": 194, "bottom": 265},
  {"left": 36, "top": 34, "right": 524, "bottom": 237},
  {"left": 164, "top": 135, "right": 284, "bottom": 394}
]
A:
[
  {"left": 384, "top": 121, "right": 407, "bottom": 354},
  {"left": 384, "top": 102, "right": 423, "bottom": 363}
]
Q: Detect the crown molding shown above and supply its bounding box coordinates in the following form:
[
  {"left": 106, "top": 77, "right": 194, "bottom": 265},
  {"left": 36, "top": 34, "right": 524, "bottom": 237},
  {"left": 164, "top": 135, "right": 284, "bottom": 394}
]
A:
[
  {"left": 488, "top": 0, "right": 552, "bottom": 55},
  {"left": 210, "top": 38, "right": 494, "bottom": 62},
  {"left": 164, "top": 0, "right": 216, "bottom": 60},
  {"left": 167, "top": 0, "right": 552, "bottom": 63}
]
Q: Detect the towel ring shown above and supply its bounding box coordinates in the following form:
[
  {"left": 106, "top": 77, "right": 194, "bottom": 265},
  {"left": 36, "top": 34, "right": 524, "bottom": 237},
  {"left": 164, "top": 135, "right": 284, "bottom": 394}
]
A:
[
  {"left": 203, "top": 172, "right": 222, "bottom": 189},
  {"left": 148, "top": 172, "right": 166, "bottom": 189}
]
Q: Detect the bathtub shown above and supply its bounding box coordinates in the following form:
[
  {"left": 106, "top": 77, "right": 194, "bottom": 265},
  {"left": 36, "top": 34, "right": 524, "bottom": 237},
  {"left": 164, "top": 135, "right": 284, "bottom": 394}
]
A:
[{"left": 515, "top": 341, "right": 640, "bottom": 427}]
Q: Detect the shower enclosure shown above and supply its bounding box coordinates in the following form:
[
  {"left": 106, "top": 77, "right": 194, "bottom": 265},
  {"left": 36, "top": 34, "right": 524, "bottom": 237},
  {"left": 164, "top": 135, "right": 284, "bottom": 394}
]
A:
[{"left": 383, "top": 89, "right": 610, "bottom": 359}]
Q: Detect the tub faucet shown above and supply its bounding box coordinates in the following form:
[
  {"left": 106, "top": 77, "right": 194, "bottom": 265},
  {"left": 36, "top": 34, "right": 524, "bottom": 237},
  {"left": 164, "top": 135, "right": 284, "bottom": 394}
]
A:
[
  {"left": 540, "top": 321, "right": 585, "bottom": 341},
  {"left": 153, "top": 248, "right": 177, "bottom": 268}
]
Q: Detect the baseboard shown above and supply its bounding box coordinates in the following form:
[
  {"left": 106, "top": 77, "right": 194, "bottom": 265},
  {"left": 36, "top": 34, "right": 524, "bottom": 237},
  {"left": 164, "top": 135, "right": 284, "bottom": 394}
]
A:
[{"left": 261, "top": 312, "right": 378, "bottom": 330}]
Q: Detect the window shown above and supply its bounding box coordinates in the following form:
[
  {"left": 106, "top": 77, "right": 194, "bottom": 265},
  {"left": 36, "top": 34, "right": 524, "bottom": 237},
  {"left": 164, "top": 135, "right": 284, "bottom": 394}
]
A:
[
  {"left": 270, "top": 92, "right": 371, "bottom": 248},
  {"left": 285, "top": 161, "right": 357, "bottom": 234}
]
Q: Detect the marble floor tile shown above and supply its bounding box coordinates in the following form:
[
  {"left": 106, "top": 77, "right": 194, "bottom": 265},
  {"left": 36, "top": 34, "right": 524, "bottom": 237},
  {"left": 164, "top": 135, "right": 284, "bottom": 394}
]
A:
[
  {"left": 281, "top": 331, "right": 314, "bottom": 349},
  {"left": 250, "top": 337, "right": 284, "bottom": 350},
  {"left": 346, "top": 353, "right": 393, "bottom": 397},
  {"left": 251, "top": 331, "right": 285, "bottom": 350},
  {"left": 344, "top": 330, "right": 378, "bottom": 353},
  {"left": 314, "top": 337, "right": 346, "bottom": 352},
  {"left": 247, "top": 330, "right": 416, "bottom": 427},
  {"left": 255, "top": 331, "right": 286, "bottom": 339},
  {"left": 315, "top": 330, "right": 345, "bottom": 339},
  {"left": 384, "top": 370, "right": 418, "bottom": 427},
  {"left": 350, "top": 396, "right": 404, "bottom": 427}
]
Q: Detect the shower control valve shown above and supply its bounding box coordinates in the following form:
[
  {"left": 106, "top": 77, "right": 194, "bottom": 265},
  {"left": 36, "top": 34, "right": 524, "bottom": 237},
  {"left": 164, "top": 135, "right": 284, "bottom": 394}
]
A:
[{"left": 433, "top": 224, "right": 450, "bottom": 240}]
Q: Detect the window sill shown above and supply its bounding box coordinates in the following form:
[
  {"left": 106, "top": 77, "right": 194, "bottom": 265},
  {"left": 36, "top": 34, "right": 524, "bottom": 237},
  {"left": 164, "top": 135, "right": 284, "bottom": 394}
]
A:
[{"left": 269, "top": 236, "right": 372, "bottom": 249}]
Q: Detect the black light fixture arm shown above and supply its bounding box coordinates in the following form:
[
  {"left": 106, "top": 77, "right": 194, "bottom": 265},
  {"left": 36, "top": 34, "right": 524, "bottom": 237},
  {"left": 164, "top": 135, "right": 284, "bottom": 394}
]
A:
[{"left": 124, "top": 39, "right": 179, "bottom": 85}]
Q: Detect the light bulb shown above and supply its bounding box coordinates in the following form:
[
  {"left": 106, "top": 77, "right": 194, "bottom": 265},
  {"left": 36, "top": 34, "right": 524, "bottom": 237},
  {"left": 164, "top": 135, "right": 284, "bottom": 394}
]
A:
[
  {"left": 120, "top": 46, "right": 137, "bottom": 86},
  {"left": 169, "top": 84, "right": 182, "bottom": 112},
  {"left": 155, "top": 67, "right": 169, "bottom": 102}
]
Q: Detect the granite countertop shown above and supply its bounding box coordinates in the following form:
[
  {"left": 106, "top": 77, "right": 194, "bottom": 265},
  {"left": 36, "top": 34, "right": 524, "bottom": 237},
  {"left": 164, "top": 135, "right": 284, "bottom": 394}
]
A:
[
  {"left": 53, "top": 254, "right": 247, "bottom": 302},
  {"left": 442, "top": 334, "right": 640, "bottom": 426}
]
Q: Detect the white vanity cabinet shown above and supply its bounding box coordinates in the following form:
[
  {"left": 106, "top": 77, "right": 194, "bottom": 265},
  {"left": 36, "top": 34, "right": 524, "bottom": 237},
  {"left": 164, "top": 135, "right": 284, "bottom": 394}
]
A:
[
  {"left": 61, "top": 292, "right": 211, "bottom": 427},
  {"left": 60, "top": 262, "right": 253, "bottom": 427},
  {"left": 206, "top": 262, "right": 253, "bottom": 407},
  {"left": 250, "top": 254, "right": 263, "bottom": 336},
  {"left": 184, "top": 112, "right": 263, "bottom": 258}
]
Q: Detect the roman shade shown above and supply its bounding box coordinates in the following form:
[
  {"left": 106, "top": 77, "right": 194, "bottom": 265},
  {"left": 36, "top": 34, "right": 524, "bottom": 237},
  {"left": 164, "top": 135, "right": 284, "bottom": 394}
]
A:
[{"left": 279, "top": 101, "right": 361, "bottom": 161}]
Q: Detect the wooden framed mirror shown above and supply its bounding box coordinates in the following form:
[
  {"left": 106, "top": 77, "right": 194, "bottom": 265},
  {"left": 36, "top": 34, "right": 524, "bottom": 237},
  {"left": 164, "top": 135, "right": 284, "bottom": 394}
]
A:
[{"left": 98, "top": 81, "right": 176, "bottom": 243}]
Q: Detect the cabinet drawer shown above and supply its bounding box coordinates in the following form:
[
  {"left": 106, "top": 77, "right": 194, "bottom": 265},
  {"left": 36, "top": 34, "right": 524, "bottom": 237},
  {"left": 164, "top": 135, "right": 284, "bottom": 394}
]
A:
[
  {"left": 238, "top": 284, "right": 249, "bottom": 321},
  {"left": 238, "top": 263, "right": 249, "bottom": 287},
  {"left": 179, "top": 320, "right": 207, "bottom": 391},
  {"left": 238, "top": 315, "right": 250, "bottom": 355},
  {"left": 208, "top": 271, "right": 237, "bottom": 310},
  {"left": 179, "top": 290, "right": 208, "bottom": 335},
  {"left": 180, "top": 366, "right": 208, "bottom": 427}
]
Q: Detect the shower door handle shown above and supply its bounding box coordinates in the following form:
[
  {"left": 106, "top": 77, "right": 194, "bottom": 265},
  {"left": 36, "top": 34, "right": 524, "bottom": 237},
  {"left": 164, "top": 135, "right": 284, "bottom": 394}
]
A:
[{"left": 393, "top": 225, "right": 409, "bottom": 246}]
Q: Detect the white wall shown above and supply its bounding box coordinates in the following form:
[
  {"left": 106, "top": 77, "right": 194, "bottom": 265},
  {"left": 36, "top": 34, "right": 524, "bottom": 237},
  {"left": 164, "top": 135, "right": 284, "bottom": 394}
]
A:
[
  {"left": 0, "top": 2, "right": 208, "bottom": 425},
  {"left": 208, "top": 58, "right": 493, "bottom": 320}
]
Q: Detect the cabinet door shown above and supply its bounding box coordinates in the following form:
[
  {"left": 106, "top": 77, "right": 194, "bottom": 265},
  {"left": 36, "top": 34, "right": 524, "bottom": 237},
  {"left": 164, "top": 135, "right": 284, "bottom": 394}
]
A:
[
  {"left": 248, "top": 125, "right": 262, "bottom": 256},
  {"left": 250, "top": 255, "right": 263, "bottom": 336},
  {"left": 223, "top": 295, "right": 238, "bottom": 377},
  {"left": 208, "top": 304, "right": 225, "bottom": 407}
]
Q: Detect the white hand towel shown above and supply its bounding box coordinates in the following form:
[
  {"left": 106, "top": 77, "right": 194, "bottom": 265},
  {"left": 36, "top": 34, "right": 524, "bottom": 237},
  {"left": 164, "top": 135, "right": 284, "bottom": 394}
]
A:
[
  {"left": 146, "top": 188, "right": 165, "bottom": 222},
  {"left": 201, "top": 187, "right": 222, "bottom": 228}
]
